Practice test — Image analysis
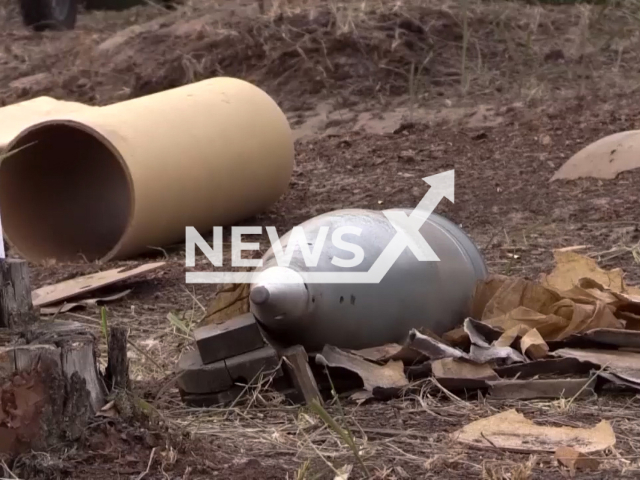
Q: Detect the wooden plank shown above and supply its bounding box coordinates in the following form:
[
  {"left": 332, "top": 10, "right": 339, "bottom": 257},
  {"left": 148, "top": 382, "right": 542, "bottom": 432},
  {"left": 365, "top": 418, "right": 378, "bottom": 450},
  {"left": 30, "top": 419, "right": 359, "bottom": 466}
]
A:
[
  {"left": 281, "top": 345, "right": 323, "bottom": 406},
  {"left": 194, "top": 313, "right": 265, "bottom": 365},
  {"left": 31, "top": 262, "right": 165, "bottom": 307}
]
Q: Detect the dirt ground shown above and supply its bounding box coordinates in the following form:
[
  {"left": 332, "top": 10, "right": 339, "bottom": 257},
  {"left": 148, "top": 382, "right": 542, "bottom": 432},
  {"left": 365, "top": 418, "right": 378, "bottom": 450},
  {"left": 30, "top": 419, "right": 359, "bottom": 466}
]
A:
[{"left": 2, "top": 0, "right": 640, "bottom": 478}]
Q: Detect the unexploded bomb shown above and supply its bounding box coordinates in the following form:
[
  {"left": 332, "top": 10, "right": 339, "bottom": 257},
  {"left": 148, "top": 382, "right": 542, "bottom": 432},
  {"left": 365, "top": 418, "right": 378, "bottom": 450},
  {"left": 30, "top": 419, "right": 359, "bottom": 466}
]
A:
[{"left": 249, "top": 208, "right": 488, "bottom": 352}]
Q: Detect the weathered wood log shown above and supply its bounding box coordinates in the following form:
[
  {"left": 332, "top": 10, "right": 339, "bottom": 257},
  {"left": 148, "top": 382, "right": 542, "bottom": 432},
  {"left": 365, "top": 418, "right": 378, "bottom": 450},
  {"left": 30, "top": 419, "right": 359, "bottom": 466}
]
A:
[
  {"left": 0, "top": 259, "right": 37, "bottom": 329},
  {"left": 104, "top": 326, "right": 129, "bottom": 392},
  {"left": 0, "top": 320, "right": 106, "bottom": 456}
]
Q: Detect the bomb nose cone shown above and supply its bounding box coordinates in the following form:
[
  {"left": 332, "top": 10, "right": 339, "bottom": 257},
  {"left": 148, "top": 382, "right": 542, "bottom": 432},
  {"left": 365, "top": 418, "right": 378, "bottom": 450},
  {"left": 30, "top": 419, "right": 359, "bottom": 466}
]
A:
[
  {"left": 250, "top": 266, "right": 309, "bottom": 329},
  {"left": 250, "top": 285, "right": 270, "bottom": 305}
]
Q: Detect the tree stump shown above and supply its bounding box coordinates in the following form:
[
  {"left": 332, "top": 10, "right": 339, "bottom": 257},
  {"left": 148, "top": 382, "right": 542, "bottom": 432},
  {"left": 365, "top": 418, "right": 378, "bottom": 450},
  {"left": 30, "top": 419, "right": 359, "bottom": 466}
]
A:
[
  {"left": 0, "top": 259, "right": 37, "bottom": 329},
  {"left": 0, "top": 320, "right": 106, "bottom": 456}
]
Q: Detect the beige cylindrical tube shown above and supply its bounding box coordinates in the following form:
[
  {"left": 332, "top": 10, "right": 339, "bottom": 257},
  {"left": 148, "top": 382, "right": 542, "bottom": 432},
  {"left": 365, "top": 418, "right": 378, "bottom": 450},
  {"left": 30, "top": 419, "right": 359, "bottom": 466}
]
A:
[
  {"left": 0, "top": 96, "right": 93, "bottom": 152},
  {"left": 0, "top": 77, "right": 294, "bottom": 262}
]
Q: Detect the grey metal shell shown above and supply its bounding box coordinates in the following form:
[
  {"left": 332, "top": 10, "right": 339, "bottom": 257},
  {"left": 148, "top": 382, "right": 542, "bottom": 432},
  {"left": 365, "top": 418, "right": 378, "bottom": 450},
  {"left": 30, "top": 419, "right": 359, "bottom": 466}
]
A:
[{"left": 250, "top": 208, "right": 487, "bottom": 352}]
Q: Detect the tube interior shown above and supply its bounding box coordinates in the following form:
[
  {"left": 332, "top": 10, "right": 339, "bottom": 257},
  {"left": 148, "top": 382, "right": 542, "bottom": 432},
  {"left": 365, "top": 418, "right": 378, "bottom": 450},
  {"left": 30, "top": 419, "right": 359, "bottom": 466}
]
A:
[{"left": 0, "top": 123, "right": 131, "bottom": 262}]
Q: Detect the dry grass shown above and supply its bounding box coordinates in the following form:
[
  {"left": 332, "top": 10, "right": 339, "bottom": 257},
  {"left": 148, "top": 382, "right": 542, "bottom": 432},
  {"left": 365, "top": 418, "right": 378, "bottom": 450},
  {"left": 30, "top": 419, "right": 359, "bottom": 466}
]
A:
[
  {"left": 3, "top": 0, "right": 640, "bottom": 107},
  {"left": 4, "top": 0, "right": 640, "bottom": 476}
]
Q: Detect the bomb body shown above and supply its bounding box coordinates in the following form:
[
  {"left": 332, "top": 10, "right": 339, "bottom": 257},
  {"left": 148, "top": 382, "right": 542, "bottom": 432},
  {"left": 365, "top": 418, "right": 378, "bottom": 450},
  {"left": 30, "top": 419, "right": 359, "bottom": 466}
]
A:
[{"left": 250, "top": 209, "right": 487, "bottom": 351}]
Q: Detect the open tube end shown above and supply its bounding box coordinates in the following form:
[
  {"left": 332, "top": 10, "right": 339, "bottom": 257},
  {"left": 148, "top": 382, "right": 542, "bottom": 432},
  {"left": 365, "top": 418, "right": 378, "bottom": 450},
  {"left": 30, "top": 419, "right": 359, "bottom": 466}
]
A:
[{"left": 0, "top": 120, "right": 133, "bottom": 263}]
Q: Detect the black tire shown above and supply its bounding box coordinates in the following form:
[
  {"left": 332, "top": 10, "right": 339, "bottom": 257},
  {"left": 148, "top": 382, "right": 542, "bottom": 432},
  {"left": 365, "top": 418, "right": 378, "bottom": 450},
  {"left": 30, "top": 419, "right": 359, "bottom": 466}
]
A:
[{"left": 20, "top": 0, "right": 77, "bottom": 32}]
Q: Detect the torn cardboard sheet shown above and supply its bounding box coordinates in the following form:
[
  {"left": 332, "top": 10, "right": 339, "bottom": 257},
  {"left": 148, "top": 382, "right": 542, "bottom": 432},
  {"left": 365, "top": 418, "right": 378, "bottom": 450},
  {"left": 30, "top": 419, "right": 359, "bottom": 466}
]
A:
[
  {"left": 39, "top": 290, "right": 132, "bottom": 315},
  {"left": 452, "top": 409, "right": 616, "bottom": 453},
  {"left": 463, "top": 318, "right": 527, "bottom": 364},
  {"left": 555, "top": 446, "right": 600, "bottom": 473},
  {"left": 468, "top": 273, "right": 623, "bottom": 341},
  {"left": 432, "top": 358, "right": 498, "bottom": 390},
  {"left": 520, "top": 329, "right": 549, "bottom": 359},
  {"left": 350, "top": 344, "right": 424, "bottom": 364},
  {"left": 539, "top": 250, "right": 640, "bottom": 298},
  {"left": 316, "top": 345, "right": 408, "bottom": 391},
  {"left": 201, "top": 283, "right": 250, "bottom": 326},
  {"left": 469, "top": 344, "right": 526, "bottom": 364},
  {"left": 31, "top": 262, "right": 165, "bottom": 307}
]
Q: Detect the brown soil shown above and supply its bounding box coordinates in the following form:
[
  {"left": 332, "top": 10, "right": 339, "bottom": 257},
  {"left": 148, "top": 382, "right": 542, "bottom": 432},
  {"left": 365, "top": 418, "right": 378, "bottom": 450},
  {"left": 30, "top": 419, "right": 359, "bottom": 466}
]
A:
[{"left": 2, "top": 0, "right": 640, "bottom": 478}]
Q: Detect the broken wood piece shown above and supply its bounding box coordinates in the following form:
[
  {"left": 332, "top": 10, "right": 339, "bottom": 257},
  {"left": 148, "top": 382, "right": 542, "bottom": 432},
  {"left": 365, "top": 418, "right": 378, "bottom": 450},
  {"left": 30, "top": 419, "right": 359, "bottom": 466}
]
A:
[
  {"left": 225, "top": 344, "right": 283, "bottom": 384},
  {"left": 194, "top": 312, "right": 265, "bottom": 365},
  {"left": 489, "top": 377, "right": 596, "bottom": 400},
  {"left": 406, "top": 329, "right": 467, "bottom": 360},
  {"left": 282, "top": 345, "right": 322, "bottom": 406},
  {"left": 555, "top": 446, "right": 600, "bottom": 473},
  {"left": 176, "top": 344, "right": 282, "bottom": 395},
  {"left": 31, "top": 262, "right": 165, "bottom": 308},
  {"left": 452, "top": 409, "right": 616, "bottom": 453},
  {"left": 104, "top": 326, "right": 130, "bottom": 392},
  {"left": 0, "top": 258, "right": 37, "bottom": 329},
  {"left": 316, "top": 345, "right": 408, "bottom": 391},
  {"left": 176, "top": 350, "right": 233, "bottom": 394},
  {"left": 520, "top": 328, "right": 549, "bottom": 359}
]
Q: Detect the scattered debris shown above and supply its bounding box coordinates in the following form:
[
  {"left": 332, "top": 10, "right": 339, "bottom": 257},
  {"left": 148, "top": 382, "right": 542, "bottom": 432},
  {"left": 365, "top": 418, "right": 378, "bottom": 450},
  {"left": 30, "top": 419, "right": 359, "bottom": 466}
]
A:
[
  {"left": 351, "top": 343, "right": 425, "bottom": 364},
  {"left": 452, "top": 409, "right": 616, "bottom": 453},
  {"left": 539, "top": 250, "right": 640, "bottom": 298},
  {"left": 432, "top": 358, "right": 497, "bottom": 390},
  {"left": 520, "top": 328, "right": 549, "bottom": 360},
  {"left": 406, "top": 329, "right": 466, "bottom": 360},
  {"left": 316, "top": 345, "right": 408, "bottom": 391},
  {"left": 31, "top": 262, "right": 165, "bottom": 308},
  {"left": 553, "top": 348, "right": 640, "bottom": 388},
  {"left": 554, "top": 446, "right": 600, "bottom": 474}
]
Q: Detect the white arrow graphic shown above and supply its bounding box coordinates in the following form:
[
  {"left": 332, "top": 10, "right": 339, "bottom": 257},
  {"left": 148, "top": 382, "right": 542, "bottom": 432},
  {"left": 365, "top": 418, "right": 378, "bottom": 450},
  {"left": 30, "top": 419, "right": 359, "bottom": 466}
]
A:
[{"left": 186, "top": 169, "right": 455, "bottom": 284}]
